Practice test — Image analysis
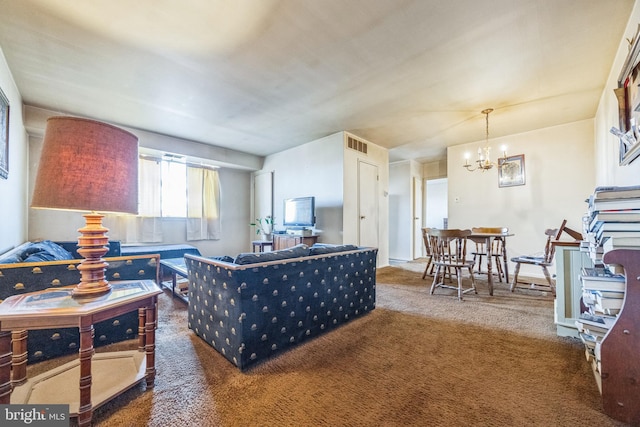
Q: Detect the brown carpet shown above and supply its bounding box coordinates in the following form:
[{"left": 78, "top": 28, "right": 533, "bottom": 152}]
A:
[{"left": 29, "top": 261, "right": 626, "bottom": 426}]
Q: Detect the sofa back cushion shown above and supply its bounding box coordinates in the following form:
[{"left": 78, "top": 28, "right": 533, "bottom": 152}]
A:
[{"left": 234, "top": 244, "right": 309, "bottom": 265}]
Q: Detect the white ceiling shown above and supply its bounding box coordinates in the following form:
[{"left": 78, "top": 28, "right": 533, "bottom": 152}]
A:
[{"left": 0, "top": 0, "right": 634, "bottom": 163}]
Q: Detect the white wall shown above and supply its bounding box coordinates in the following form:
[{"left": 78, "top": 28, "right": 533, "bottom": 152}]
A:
[
  {"left": 343, "top": 132, "right": 389, "bottom": 266},
  {"left": 389, "top": 161, "right": 412, "bottom": 260},
  {"left": 260, "top": 132, "right": 345, "bottom": 244},
  {"left": 448, "top": 119, "right": 595, "bottom": 276},
  {"left": 389, "top": 159, "right": 423, "bottom": 261},
  {"left": 0, "top": 47, "right": 28, "bottom": 253},
  {"left": 595, "top": 0, "right": 640, "bottom": 185},
  {"left": 260, "top": 131, "right": 390, "bottom": 266},
  {"left": 26, "top": 113, "right": 255, "bottom": 257}
]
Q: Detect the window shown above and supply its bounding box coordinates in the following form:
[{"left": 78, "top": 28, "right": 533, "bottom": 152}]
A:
[
  {"left": 138, "top": 156, "right": 219, "bottom": 222},
  {"left": 161, "top": 160, "right": 187, "bottom": 217}
]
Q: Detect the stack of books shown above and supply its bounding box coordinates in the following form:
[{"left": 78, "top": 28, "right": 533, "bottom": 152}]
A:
[{"left": 583, "top": 185, "right": 640, "bottom": 264}]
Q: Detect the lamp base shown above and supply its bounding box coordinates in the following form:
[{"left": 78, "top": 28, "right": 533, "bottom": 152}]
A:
[{"left": 72, "top": 212, "right": 111, "bottom": 298}]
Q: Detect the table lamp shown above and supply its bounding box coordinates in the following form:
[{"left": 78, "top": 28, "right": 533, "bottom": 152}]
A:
[{"left": 31, "top": 116, "right": 139, "bottom": 297}]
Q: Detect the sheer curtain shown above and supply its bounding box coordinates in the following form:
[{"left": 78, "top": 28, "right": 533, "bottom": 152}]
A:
[
  {"left": 108, "top": 157, "right": 163, "bottom": 243},
  {"left": 186, "top": 166, "right": 221, "bottom": 241}
]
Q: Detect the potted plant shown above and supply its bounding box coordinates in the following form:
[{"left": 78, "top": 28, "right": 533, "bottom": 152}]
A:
[{"left": 250, "top": 216, "right": 274, "bottom": 241}]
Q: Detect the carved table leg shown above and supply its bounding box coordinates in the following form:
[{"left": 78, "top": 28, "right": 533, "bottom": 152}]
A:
[
  {"left": 0, "top": 328, "right": 11, "bottom": 403},
  {"left": 77, "top": 318, "right": 94, "bottom": 427},
  {"left": 485, "top": 237, "right": 494, "bottom": 296},
  {"left": 501, "top": 238, "right": 510, "bottom": 283},
  {"left": 11, "top": 330, "right": 27, "bottom": 385},
  {"left": 144, "top": 299, "right": 157, "bottom": 388},
  {"left": 138, "top": 307, "right": 146, "bottom": 352}
]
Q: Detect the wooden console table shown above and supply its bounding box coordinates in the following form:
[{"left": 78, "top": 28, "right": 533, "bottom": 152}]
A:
[
  {"left": 273, "top": 234, "right": 318, "bottom": 250},
  {"left": 0, "top": 280, "right": 161, "bottom": 427}
]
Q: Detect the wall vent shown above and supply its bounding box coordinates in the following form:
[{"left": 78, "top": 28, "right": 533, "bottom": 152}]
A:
[{"left": 347, "top": 136, "right": 368, "bottom": 154}]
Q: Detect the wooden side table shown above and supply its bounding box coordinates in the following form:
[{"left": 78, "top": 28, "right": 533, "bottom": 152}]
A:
[
  {"left": 252, "top": 239, "right": 273, "bottom": 252},
  {"left": 0, "top": 280, "right": 162, "bottom": 427}
]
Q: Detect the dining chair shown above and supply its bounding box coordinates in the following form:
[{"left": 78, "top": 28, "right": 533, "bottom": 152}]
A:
[
  {"left": 421, "top": 227, "right": 436, "bottom": 279},
  {"left": 470, "top": 227, "right": 509, "bottom": 282},
  {"left": 510, "top": 227, "right": 561, "bottom": 295},
  {"left": 429, "top": 228, "right": 477, "bottom": 301}
]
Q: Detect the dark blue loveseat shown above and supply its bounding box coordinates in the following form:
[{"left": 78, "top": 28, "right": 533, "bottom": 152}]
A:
[{"left": 186, "top": 244, "right": 377, "bottom": 370}]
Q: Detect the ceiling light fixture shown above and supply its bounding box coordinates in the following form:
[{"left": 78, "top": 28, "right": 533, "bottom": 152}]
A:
[{"left": 463, "top": 108, "right": 507, "bottom": 172}]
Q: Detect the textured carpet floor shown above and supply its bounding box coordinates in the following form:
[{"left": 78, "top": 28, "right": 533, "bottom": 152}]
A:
[{"left": 29, "top": 261, "right": 625, "bottom": 426}]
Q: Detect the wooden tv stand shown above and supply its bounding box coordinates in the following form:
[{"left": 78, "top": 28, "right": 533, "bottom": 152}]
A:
[{"left": 273, "top": 234, "right": 318, "bottom": 250}]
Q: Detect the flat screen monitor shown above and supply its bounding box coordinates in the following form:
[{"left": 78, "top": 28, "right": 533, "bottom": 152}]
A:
[{"left": 283, "top": 196, "right": 315, "bottom": 227}]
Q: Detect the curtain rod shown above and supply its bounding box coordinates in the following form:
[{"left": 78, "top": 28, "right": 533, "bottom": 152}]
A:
[{"left": 139, "top": 154, "right": 219, "bottom": 170}]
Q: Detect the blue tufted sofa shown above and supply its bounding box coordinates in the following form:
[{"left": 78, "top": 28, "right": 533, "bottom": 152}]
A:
[
  {"left": 0, "top": 240, "right": 160, "bottom": 363},
  {"left": 186, "top": 244, "right": 377, "bottom": 370}
]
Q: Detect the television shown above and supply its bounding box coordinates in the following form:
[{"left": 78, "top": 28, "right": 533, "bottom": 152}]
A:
[{"left": 283, "top": 196, "right": 315, "bottom": 228}]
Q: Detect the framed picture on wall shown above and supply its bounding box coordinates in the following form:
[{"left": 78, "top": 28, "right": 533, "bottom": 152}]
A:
[
  {"left": 615, "top": 24, "right": 640, "bottom": 165},
  {"left": 0, "top": 86, "right": 8, "bottom": 179},
  {"left": 498, "top": 154, "right": 525, "bottom": 188}
]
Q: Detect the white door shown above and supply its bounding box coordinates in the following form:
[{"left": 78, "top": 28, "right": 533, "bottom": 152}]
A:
[
  {"left": 412, "top": 176, "right": 423, "bottom": 259},
  {"left": 358, "top": 161, "right": 379, "bottom": 248}
]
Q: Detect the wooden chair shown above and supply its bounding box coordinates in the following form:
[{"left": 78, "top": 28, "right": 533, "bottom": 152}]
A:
[
  {"left": 429, "top": 229, "right": 477, "bottom": 300},
  {"left": 421, "top": 227, "right": 436, "bottom": 279},
  {"left": 470, "top": 227, "right": 509, "bottom": 282},
  {"left": 510, "top": 227, "right": 561, "bottom": 295}
]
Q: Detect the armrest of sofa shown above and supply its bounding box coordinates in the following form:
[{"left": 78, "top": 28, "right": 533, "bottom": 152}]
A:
[{"left": 0, "top": 254, "right": 160, "bottom": 301}]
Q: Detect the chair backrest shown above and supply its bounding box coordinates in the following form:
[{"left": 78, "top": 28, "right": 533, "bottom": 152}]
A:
[
  {"left": 430, "top": 229, "right": 472, "bottom": 265},
  {"left": 543, "top": 228, "right": 560, "bottom": 263},
  {"left": 422, "top": 227, "right": 435, "bottom": 256}
]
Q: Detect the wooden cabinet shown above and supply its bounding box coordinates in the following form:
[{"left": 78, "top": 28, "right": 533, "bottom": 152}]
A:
[{"left": 273, "top": 234, "right": 318, "bottom": 250}]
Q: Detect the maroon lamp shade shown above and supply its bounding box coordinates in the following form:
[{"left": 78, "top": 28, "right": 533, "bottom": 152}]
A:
[
  {"left": 31, "top": 116, "right": 139, "bottom": 297},
  {"left": 31, "top": 116, "right": 139, "bottom": 214}
]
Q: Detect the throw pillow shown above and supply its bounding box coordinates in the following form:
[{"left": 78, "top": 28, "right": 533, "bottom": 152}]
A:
[
  {"left": 234, "top": 244, "right": 309, "bottom": 265},
  {"left": 308, "top": 243, "right": 359, "bottom": 255},
  {"left": 21, "top": 240, "right": 74, "bottom": 263},
  {"left": 210, "top": 255, "right": 235, "bottom": 263}
]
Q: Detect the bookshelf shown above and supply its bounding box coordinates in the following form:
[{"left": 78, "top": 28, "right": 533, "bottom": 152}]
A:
[{"left": 577, "top": 185, "right": 640, "bottom": 424}]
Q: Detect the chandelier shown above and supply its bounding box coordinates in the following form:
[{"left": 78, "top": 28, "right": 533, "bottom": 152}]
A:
[{"left": 463, "top": 108, "right": 507, "bottom": 172}]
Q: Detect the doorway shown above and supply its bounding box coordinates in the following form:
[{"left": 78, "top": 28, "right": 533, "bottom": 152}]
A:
[
  {"left": 412, "top": 176, "right": 423, "bottom": 258},
  {"left": 425, "top": 178, "right": 448, "bottom": 229}
]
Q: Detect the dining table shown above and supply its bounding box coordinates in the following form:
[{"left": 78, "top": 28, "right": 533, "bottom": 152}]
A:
[{"left": 469, "top": 231, "right": 514, "bottom": 296}]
